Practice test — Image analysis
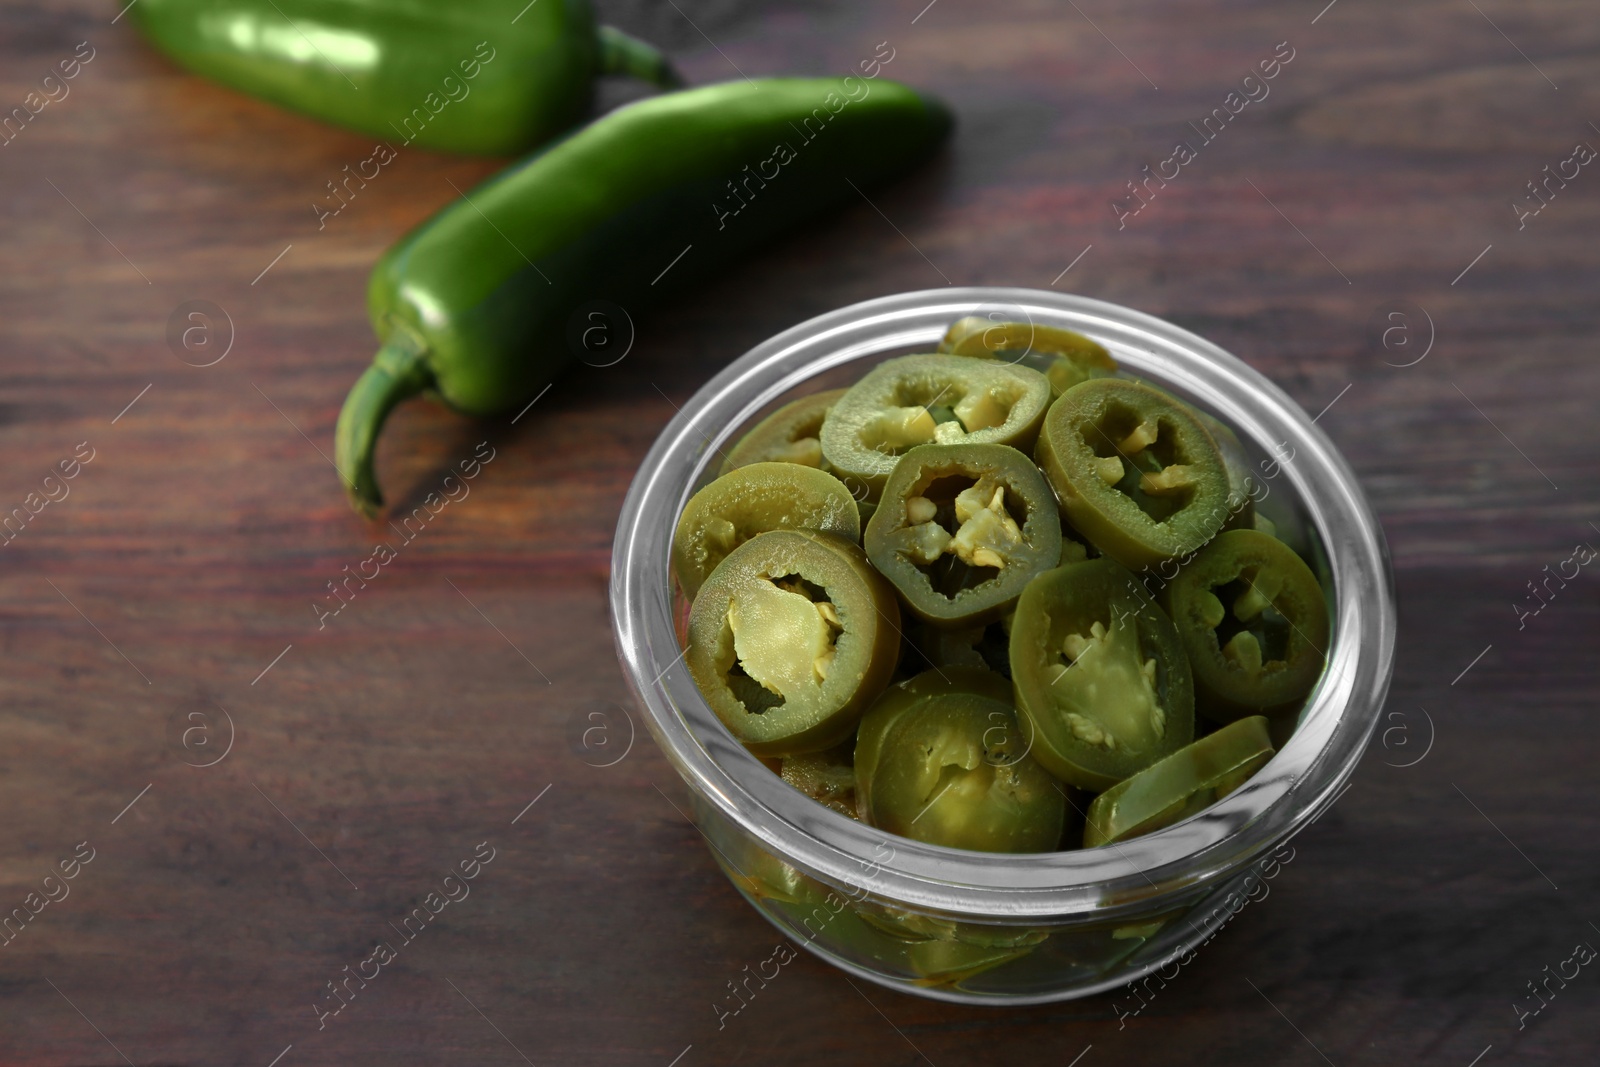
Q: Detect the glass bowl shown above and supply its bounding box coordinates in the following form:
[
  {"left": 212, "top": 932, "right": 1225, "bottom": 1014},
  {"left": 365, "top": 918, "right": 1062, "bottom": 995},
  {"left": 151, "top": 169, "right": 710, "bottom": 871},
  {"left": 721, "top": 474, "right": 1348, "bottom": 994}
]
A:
[{"left": 610, "top": 287, "right": 1395, "bottom": 1004}]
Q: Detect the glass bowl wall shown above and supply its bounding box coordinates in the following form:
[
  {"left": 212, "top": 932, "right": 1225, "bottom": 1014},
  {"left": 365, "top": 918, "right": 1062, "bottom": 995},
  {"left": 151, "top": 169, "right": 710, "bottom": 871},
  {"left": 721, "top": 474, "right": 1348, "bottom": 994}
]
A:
[{"left": 610, "top": 288, "right": 1395, "bottom": 1003}]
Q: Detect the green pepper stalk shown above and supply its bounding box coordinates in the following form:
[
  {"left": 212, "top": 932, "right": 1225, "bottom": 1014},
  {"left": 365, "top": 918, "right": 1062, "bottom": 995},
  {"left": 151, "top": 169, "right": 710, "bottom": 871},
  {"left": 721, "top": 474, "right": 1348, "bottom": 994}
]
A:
[
  {"left": 336, "top": 335, "right": 436, "bottom": 512},
  {"left": 335, "top": 76, "right": 951, "bottom": 514},
  {"left": 596, "top": 25, "right": 682, "bottom": 89},
  {"left": 126, "top": 0, "right": 681, "bottom": 156}
]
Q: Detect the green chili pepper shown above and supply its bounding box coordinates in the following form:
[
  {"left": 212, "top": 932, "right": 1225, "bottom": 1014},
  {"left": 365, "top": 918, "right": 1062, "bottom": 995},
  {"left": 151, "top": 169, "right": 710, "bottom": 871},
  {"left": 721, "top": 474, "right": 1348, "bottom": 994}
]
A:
[
  {"left": 720, "top": 389, "right": 848, "bottom": 474},
  {"left": 1009, "top": 559, "right": 1195, "bottom": 791},
  {"left": 685, "top": 529, "right": 901, "bottom": 757},
  {"left": 854, "top": 667, "right": 1065, "bottom": 853},
  {"left": 820, "top": 355, "right": 1051, "bottom": 501},
  {"left": 862, "top": 697, "right": 1066, "bottom": 853},
  {"left": 864, "top": 443, "right": 1061, "bottom": 626},
  {"left": 672, "top": 461, "right": 860, "bottom": 602},
  {"left": 853, "top": 668, "right": 1003, "bottom": 814},
  {"left": 1162, "top": 529, "right": 1329, "bottom": 720},
  {"left": 1193, "top": 408, "right": 1259, "bottom": 533},
  {"left": 127, "top": 0, "right": 680, "bottom": 156},
  {"left": 1083, "top": 716, "right": 1275, "bottom": 847},
  {"left": 937, "top": 317, "right": 1118, "bottom": 397},
  {"left": 1035, "top": 379, "right": 1231, "bottom": 569},
  {"left": 335, "top": 77, "right": 951, "bottom": 513}
]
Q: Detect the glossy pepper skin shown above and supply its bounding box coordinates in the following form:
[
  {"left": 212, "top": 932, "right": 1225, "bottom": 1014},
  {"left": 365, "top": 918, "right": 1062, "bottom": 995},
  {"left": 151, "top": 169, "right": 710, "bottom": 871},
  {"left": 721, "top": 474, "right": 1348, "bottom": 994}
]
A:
[
  {"left": 127, "top": 0, "right": 681, "bottom": 155},
  {"left": 335, "top": 77, "right": 952, "bottom": 513}
]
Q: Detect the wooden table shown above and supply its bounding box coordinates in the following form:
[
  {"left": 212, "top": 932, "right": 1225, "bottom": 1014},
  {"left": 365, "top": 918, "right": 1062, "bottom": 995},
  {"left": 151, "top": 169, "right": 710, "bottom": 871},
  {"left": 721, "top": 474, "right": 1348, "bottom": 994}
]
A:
[{"left": 3, "top": 0, "right": 1596, "bottom": 1062}]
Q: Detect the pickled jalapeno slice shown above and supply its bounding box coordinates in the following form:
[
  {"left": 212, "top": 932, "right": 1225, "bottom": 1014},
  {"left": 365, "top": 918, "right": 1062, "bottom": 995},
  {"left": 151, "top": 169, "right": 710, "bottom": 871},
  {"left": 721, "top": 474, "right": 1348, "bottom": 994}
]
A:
[
  {"left": 1194, "top": 408, "right": 1259, "bottom": 533},
  {"left": 686, "top": 530, "right": 900, "bottom": 756},
  {"left": 1035, "top": 379, "right": 1231, "bottom": 569},
  {"left": 720, "top": 388, "right": 848, "bottom": 474},
  {"left": 1083, "top": 716, "right": 1275, "bottom": 847},
  {"left": 938, "top": 317, "right": 1118, "bottom": 397},
  {"left": 853, "top": 666, "right": 1008, "bottom": 813},
  {"left": 1009, "top": 559, "right": 1195, "bottom": 791},
  {"left": 672, "top": 462, "right": 860, "bottom": 600},
  {"left": 1163, "top": 529, "right": 1329, "bottom": 719},
  {"left": 864, "top": 443, "right": 1061, "bottom": 626},
  {"left": 820, "top": 354, "right": 1051, "bottom": 500},
  {"left": 854, "top": 667, "right": 1065, "bottom": 853}
]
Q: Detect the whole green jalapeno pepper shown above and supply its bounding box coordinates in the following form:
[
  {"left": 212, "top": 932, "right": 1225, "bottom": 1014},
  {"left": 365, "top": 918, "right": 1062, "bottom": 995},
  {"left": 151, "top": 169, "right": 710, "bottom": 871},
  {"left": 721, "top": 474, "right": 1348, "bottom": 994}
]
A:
[
  {"left": 335, "top": 77, "right": 951, "bottom": 513},
  {"left": 128, "top": 0, "right": 680, "bottom": 156}
]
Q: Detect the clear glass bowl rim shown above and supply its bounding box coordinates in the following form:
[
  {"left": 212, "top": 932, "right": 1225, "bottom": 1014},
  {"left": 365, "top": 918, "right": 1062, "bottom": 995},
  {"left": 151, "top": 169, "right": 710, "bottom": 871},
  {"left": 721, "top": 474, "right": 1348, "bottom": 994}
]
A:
[{"left": 610, "top": 287, "right": 1396, "bottom": 921}]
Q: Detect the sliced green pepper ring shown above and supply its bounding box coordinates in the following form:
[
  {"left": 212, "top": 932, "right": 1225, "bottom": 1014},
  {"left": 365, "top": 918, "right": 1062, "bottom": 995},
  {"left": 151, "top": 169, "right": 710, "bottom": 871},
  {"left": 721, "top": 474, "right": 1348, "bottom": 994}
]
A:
[
  {"left": 1010, "top": 559, "right": 1195, "bottom": 791},
  {"left": 820, "top": 354, "right": 1051, "bottom": 500},
  {"left": 672, "top": 462, "right": 860, "bottom": 600},
  {"left": 1193, "top": 408, "right": 1258, "bottom": 533},
  {"left": 720, "top": 388, "right": 848, "bottom": 475},
  {"left": 854, "top": 667, "right": 1065, "bottom": 853},
  {"left": 1036, "top": 378, "right": 1232, "bottom": 569},
  {"left": 854, "top": 666, "right": 1010, "bottom": 815},
  {"left": 938, "top": 317, "right": 1118, "bottom": 397},
  {"left": 1083, "top": 716, "right": 1275, "bottom": 847},
  {"left": 686, "top": 530, "right": 900, "bottom": 757},
  {"left": 864, "top": 443, "right": 1061, "bottom": 626},
  {"left": 1163, "top": 529, "right": 1329, "bottom": 720}
]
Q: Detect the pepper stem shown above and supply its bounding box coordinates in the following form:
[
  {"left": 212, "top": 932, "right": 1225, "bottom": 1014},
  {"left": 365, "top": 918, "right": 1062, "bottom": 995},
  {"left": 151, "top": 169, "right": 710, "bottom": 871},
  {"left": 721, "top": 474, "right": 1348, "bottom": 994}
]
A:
[
  {"left": 334, "top": 341, "right": 435, "bottom": 517},
  {"left": 596, "top": 25, "right": 684, "bottom": 89}
]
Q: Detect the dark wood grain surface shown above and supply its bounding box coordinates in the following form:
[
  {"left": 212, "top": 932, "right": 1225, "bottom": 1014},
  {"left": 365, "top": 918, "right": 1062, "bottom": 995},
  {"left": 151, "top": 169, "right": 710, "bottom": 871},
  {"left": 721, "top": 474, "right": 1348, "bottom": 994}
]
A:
[{"left": 3, "top": 0, "right": 1598, "bottom": 1063}]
